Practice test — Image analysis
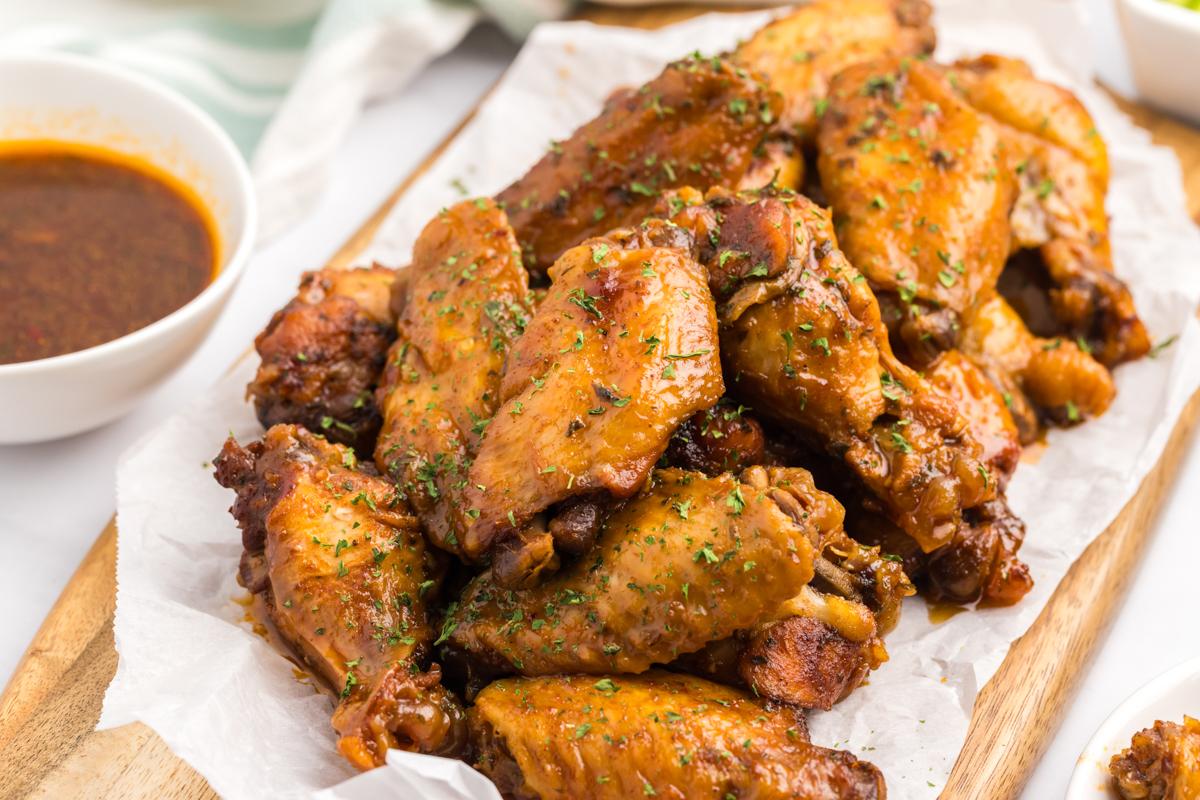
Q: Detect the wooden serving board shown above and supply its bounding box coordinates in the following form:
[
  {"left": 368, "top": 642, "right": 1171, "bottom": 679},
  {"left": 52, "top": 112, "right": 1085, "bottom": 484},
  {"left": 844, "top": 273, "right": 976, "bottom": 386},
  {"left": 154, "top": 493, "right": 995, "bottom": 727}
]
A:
[{"left": 3, "top": 5, "right": 1200, "bottom": 799}]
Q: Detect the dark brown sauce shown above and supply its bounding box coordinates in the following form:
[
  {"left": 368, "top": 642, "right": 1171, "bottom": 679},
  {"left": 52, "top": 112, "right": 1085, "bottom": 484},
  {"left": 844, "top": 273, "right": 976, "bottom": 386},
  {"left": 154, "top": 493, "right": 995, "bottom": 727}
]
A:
[{"left": 0, "top": 142, "right": 217, "bottom": 365}]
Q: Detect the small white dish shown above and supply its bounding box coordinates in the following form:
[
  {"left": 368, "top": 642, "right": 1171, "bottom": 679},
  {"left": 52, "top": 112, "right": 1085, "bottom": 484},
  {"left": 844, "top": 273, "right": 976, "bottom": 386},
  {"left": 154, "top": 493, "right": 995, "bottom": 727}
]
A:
[
  {"left": 1116, "top": 0, "right": 1200, "bottom": 126},
  {"left": 1065, "top": 654, "right": 1200, "bottom": 799},
  {"left": 0, "top": 51, "right": 256, "bottom": 444}
]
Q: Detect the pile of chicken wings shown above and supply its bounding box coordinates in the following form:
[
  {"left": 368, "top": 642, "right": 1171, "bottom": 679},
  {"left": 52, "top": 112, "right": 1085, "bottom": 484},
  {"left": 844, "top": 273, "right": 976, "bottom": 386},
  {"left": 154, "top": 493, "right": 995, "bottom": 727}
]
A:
[{"left": 214, "top": 1, "right": 1150, "bottom": 796}]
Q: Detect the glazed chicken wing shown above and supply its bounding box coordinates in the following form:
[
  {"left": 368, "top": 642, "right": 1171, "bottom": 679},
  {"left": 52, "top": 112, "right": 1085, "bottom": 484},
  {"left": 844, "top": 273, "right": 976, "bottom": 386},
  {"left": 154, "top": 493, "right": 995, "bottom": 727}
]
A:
[
  {"left": 496, "top": 55, "right": 781, "bottom": 276},
  {"left": 732, "top": 0, "right": 935, "bottom": 146},
  {"left": 374, "top": 199, "right": 535, "bottom": 557},
  {"left": 249, "top": 265, "right": 397, "bottom": 454},
  {"left": 926, "top": 349, "right": 1023, "bottom": 483},
  {"left": 459, "top": 223, "right": 723, "bottom": 585},
  {"left": 1109, "top": 716, "right": 1200, "bottom": 800},
  {"left": 817, "top": 58, "right": 1015, "bottom": 363},
  {"left": 663, "top": 187, "right": 996, "bottom": 553},
  {"left": 953, "top": 55, "right": 1150, "bottom": 366},
  {"left": 212, "top": 424, "right": 467, "bottom": 770},
  {"left": 444, "top": 468, "right": 816, "bottom": 684},
  {"left": 960, "top": 293, "right": 1115, "bottom": 424},
  {"left": 469, "top": 671, "right": 886, "bottom": 800}
]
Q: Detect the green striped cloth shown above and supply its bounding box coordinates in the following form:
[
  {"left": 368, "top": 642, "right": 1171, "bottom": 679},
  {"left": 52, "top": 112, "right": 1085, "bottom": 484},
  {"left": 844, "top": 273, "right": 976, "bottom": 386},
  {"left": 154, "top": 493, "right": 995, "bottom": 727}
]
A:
[{"left": 0, "top": 0, "right": 568, "bottom": 238}]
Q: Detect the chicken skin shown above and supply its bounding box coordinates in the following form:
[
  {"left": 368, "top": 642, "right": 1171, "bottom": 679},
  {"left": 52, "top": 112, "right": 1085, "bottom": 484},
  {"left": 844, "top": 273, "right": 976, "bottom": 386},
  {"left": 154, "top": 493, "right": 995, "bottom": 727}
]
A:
[
  {"left": 953, "top": 55, "right": 1149, "bottom": 366},
  {"left": 249, "top": 266, "right": 397, "bottom": 455},
  {"left": 960, "top": 293, "right": 1115, "bottom": 424},
  {"left": 663, "top": 400, "right": 766, "bottom": 476},
  {"left": 212, "top": 425, "right": 467, "bottom": 771},
  {"left": 443, "top": 468, "right": 816, "bottom": 684},
  {"left": 469, "top": 671, "right": 886, "bottom": 800},
  {"left": 662, "top": 187, "right": 997, "bottom": 554},
  {"left": 926, "top": 349, "right": 1023, "bottom": 483},
  {"left": 459, "top": 223, "right": 724, "bottom": 586},
  {"left": 818, "top": 58, "right": 1015, "bottom": 364},
  {"left": 374, "top": 199, "right": 535, "bottom": 558},
  {"left": 496, "top": 55, "right": 782, "bottom": 277},
  {"left": 1110, "top": 716, "right": 1200, "bottom": 800},
  {"left": 732, "top": 0, "right": 935, "bottom": 146}
]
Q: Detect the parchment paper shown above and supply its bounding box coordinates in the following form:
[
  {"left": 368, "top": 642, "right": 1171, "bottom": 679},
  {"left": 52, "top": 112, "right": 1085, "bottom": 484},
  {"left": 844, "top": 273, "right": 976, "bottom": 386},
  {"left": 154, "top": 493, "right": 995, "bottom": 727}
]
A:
[{"left": 99, "top": 4, "right": 1200, "bottom": 799}]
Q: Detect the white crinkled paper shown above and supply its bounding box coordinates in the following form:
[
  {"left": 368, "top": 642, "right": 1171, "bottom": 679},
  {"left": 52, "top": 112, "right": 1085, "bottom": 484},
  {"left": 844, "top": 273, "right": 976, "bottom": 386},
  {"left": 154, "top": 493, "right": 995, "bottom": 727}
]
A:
[{"left": 100, "top": 4, "right": 1200, "bottom": 799}]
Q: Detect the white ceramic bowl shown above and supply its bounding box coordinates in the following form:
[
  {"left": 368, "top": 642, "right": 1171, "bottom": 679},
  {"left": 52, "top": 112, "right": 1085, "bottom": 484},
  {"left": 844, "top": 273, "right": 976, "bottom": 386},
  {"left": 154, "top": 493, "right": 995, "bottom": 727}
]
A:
[
  {"left": 1117, "top": 0, "right": 1200, "bottom": 127},
  {"left": 0, "top": 52, "right": 256, "bottom": 443},
  {"left": 1065, "top": 654, "right": 1200, "bottom": 799}
]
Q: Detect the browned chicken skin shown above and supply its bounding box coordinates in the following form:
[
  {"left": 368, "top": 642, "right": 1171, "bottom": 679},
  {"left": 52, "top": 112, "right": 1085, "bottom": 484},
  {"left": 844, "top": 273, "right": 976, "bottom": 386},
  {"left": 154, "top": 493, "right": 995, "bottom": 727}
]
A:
[
  {"left": 459, "top": 222, "right": 724, "bottom": 585},
  {"left": 960, "top": 293, "right": 1115, "bottom": 425},
  {"left": 373, "top": 199, "right": 535, "bottom": 558},
  {"left": 249, "top": 266, "right": 397, "bottom": 454},
  {"left": 818, "top": 58, "right": 1015, "bottom": 364},
  {"left": 952, "top": 55, "right": 1149, "bottom": 366},
  {"left": 469, "top": 671, "right": 886, "bottom": 800},
  {"left": 1109, "top": 716, "right": 1200, "bottom": 800},
  {"left": 926, "top": 349, "right": 1022, "bottom": 484},
  {"left": 212, "top": 425, "right": 467, "bottom": 770},
  {"left": 663, "top": 186, "right": 997, "bottom": 554},
  {"left": 732, "top": 0, "right": 936, "bottom": 146},
  {"left": 664, "top": 401, "right": 766, "bottom": 476},
  {"left": 443, "top": 468, "right": 816, "bottom": 685},
  {"left": 497, "top": 55, "right": 782, "bottom": 277}
]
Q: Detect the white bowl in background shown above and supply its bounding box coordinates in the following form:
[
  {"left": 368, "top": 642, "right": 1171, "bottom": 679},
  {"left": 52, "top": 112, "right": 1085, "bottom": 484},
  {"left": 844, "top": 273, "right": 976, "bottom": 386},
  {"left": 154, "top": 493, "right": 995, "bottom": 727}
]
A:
[
  {"left": 0, "top": 52, "right": 256, "bottom": 444},
  {"left": 1116, "top": 0, "right": 1200, "bottom": 127},
  {"left": 1065, "top": 654, "right": 1200, "bottom": 799}
]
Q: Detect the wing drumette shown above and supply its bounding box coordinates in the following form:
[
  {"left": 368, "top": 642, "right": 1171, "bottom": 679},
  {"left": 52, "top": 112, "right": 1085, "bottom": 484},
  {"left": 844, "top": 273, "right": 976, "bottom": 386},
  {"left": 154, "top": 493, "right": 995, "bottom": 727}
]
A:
[
  {"left": 373, "top": 199, "right": 535, "bottom": 557},
  {"left": 497, "top": 56, "right": 782, "bottom": 277},
  {"left": 468, "top": 671, "right": 886, "bottom": 800},
  {"left": 459, "top": 222, "right": 724, "bottom": 586},
  {"left": 249, "top": 265, "right": 396, "bottom": 454},
  {"left": 213, "top": 424, "right": 467, "bottom": 770}
]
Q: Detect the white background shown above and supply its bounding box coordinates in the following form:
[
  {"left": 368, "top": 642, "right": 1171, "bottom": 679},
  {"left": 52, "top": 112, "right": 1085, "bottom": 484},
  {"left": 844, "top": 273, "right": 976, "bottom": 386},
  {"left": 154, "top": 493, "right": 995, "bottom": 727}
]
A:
[{"left": 0, "top": 2, "right": 1194, "bottom": 798}]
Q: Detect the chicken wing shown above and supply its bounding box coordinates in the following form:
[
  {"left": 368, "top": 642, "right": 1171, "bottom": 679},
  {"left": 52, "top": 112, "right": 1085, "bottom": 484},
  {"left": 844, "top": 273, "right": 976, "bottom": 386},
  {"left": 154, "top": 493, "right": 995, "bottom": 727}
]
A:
[
  {"left": 443, "top": 468, "right": 816, "bottom": 685},
  {"left": 731, "top": 0, "right": 935, "bottom": 146},
  {"left": 817, "top": 57, "right": 1016, "bottom": 364},
  {"left": 496, "top": 55, "right": 782, "bottom": 277},
  {"left": 926, "top": 349, "right": 1022, "bottom": 483},
  {"left": 953, "top": 55, "right": 1150, "bottom": 366},
  {"left": 468, "top": 671, "right": 886, "bottom": 800},
  {"left": 212, "top": 424, "right": 467, "bottom": 771},
  {"left": 248, "top": 265, "right": 396, "bottom": 454},
  {"left": 459, "top": 222, "right": 724, "bottom": 585},
  {"left": 373, "top": 199, "right": 535, "bottom": 557},
  {"left": 662, "top": 187, "right": 997, "bottom": 554},
  {"left": 960, "top": 293, "right": 1115, "bottom": 425},
  {"left": 1109, "top": 716, "right": 1200, "bottom": 800}
]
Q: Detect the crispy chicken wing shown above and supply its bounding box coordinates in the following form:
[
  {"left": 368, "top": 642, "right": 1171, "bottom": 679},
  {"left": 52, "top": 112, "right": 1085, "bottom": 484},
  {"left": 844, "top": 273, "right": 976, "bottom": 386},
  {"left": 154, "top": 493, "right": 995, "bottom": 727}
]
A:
[
  {"left": 817, "top": 58, "right": 1015, "bottom": 363},
  {"left": 732, "top": 0, "right": 935, "bottom": 146},
  {"left": 496, "top": 55, "right": 782, "bottom": 277},
  {"left": 459, "top": 223, "right": 723, "bottom": 585},
  {"left": 212, "top": 425, "right": 467, "bottom": 770},
  {"left": 1110, "top": 716, "right": 1200, "bottom": 800},
  {"left": 249, "top": 266, "right": 396, "bottom": 454},
  {"left": 373, "top": 199, "right": 535, "bottom": 557},
  {"left": 952, "top": 55, "right": 1150, "bottom": 366},
  {"left": 443, "top": 468, "right": 816, "bottom": 685},
  {"left": 469, "top": 671, "right": 886, "bottom": 800},
  {"left": 663, "top": 187, "right": 997, "bottom": 553},
  {"left": 960, "top": 293, "right": 1115, "bottom": 424}
]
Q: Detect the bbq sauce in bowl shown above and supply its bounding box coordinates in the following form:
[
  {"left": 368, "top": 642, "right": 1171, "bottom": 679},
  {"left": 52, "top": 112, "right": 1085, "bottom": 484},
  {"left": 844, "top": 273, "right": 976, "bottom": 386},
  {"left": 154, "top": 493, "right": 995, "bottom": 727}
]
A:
[{"left": 0, "top": 141, "right": 217, "bottom": 365}]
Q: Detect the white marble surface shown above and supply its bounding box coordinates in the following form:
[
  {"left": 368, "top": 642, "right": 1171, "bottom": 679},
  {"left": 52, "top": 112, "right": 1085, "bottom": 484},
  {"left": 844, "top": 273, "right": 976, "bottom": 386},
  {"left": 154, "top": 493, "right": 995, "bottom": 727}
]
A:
[{"left": 0, "top": 2, "right": 1196, "bottom": 798}]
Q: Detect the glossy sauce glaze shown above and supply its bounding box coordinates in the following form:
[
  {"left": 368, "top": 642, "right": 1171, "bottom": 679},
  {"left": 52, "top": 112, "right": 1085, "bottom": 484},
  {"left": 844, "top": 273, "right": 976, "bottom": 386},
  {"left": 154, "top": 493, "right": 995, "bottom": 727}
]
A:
[{"left": 0, "top": 142, "right": 216, "bottom": 365}]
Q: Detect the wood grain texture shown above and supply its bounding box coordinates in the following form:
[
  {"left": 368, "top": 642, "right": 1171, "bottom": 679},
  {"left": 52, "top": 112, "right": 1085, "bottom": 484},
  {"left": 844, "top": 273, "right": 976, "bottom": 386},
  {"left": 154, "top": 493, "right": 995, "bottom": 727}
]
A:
[{"left": 1, "top": 5, "right": 1198, "bottom": 799}]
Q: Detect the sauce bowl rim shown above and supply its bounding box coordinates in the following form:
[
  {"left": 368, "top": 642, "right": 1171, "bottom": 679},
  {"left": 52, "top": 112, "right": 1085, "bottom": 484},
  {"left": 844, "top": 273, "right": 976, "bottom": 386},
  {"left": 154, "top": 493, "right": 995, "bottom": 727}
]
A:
[{"left": 0, "top": 49, "right": 258, "bottom": 376}]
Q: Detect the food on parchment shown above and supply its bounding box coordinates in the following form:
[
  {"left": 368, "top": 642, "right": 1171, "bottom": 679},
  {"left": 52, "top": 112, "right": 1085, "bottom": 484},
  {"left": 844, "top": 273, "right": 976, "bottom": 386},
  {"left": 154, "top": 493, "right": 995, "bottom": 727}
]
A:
[
  {"left": 223, "top": 0, "right": 1158, "bottom": 790},
  {"left": 213, "top": 425, "right": 467, "bottom": 769},
  {"left": 1110, "top": 716, "right": 1200, "bottom": 800}
]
